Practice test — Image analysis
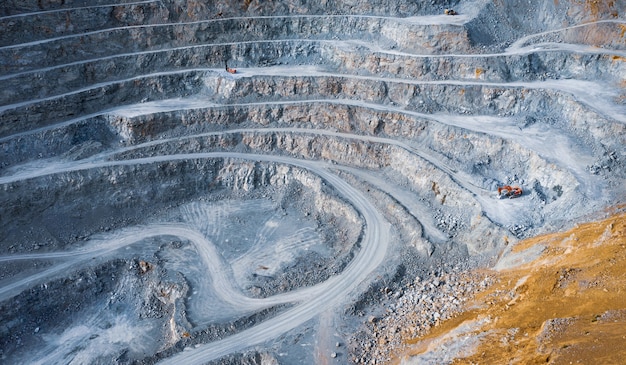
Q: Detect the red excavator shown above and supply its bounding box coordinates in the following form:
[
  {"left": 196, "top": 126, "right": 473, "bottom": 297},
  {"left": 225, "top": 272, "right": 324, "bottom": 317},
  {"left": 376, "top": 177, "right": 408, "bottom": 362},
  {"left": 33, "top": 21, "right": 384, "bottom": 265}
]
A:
[
  {"left": 498, "top": 185, "right": 523, "bottom": 199},
  {"left": 225, "top": 61, "right": 236, "bottom": 74}
]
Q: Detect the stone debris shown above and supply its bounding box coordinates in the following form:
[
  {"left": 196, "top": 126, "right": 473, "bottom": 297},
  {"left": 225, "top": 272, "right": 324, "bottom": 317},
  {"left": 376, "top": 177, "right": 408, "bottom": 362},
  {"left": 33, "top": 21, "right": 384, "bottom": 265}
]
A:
[
  {"left": 138, "top": 260, "right": 152, "bottom": 274},
  {"left": 349, "top": 268, "right": 494, "bottom": 363}
]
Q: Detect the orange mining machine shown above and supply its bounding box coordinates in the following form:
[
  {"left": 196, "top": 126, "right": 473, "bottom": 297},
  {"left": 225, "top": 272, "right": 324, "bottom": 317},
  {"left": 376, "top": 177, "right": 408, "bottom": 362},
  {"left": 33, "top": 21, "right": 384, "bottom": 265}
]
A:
[
  {"left": 225, "top": 61, "right": 236, "bottom": 74},
  {"left": 498, "top": 185, "right": 523, "bottom": 199}
]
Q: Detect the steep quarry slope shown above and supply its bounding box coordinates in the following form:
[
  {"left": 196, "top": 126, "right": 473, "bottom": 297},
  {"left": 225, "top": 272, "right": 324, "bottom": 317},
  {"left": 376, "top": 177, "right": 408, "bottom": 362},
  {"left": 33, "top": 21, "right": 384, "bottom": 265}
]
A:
[{"left": 0, "top": 0, "right": 624, "bottom": 364}]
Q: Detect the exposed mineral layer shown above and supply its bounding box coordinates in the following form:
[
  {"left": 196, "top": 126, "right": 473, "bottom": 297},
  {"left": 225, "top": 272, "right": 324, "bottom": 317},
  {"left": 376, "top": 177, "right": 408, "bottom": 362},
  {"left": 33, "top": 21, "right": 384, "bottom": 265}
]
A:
[{"left": 0, "top": 0, "right": 624, "bottom": 364}]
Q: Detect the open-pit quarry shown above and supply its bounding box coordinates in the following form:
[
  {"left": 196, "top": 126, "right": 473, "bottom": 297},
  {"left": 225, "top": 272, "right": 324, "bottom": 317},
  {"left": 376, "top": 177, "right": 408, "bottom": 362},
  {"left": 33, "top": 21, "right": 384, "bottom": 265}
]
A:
[{"left": 1, "top": 0, "right": 625, "bottom": 364}]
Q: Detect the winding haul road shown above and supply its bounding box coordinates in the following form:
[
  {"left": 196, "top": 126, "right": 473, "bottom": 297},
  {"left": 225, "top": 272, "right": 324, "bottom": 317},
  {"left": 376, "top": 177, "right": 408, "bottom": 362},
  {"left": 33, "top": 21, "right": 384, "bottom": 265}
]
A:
[{"left": 0, "top": 152, "right": 391, "bottom": 364}]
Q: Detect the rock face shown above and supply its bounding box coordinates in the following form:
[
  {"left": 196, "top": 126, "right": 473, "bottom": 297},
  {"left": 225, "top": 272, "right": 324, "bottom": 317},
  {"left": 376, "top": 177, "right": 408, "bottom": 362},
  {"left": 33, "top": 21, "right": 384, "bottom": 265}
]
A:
[{"left": 0, "top": 0, "right": 624, "bottom": 364}]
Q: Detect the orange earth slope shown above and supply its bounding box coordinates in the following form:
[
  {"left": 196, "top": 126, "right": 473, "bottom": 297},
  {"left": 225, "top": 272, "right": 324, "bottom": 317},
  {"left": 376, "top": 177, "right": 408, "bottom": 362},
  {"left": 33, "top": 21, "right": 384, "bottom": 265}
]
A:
[{"left": 402, "top": 211, "right": 626, "bottom": 365}]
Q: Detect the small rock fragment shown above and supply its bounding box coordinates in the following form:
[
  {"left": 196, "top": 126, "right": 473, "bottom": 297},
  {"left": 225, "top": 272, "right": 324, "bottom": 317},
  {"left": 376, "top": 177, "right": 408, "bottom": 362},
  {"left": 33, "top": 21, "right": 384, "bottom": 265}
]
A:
[{"left": 139, "top": 260, "right": 152, "bottom": 274}]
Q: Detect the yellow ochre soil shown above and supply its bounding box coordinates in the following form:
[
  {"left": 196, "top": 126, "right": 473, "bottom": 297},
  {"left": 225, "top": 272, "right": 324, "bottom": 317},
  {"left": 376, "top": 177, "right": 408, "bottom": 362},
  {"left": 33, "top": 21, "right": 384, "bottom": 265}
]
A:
[{"left": 402, "top": 211, "right": 626, "bottom": 365}]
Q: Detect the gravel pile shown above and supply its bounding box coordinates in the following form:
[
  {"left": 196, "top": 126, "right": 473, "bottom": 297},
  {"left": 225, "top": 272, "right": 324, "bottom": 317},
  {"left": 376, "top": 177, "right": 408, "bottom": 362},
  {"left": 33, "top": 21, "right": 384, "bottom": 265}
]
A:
[{"left": 349, "top": 267, "right": 495, "bottom": 364}]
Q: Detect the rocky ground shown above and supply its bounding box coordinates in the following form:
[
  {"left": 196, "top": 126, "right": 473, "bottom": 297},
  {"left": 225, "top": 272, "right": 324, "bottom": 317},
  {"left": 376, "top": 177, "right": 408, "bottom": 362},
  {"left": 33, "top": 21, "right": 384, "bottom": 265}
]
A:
[
  {"left": 348, "top": 266, "right": 494, "bottom": 364},
  {"left": 0, "top": 0, "right": 625, "bottom": 364},
  {"left": 393, "top": 209, "right": 626, "bottom": 364}
]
